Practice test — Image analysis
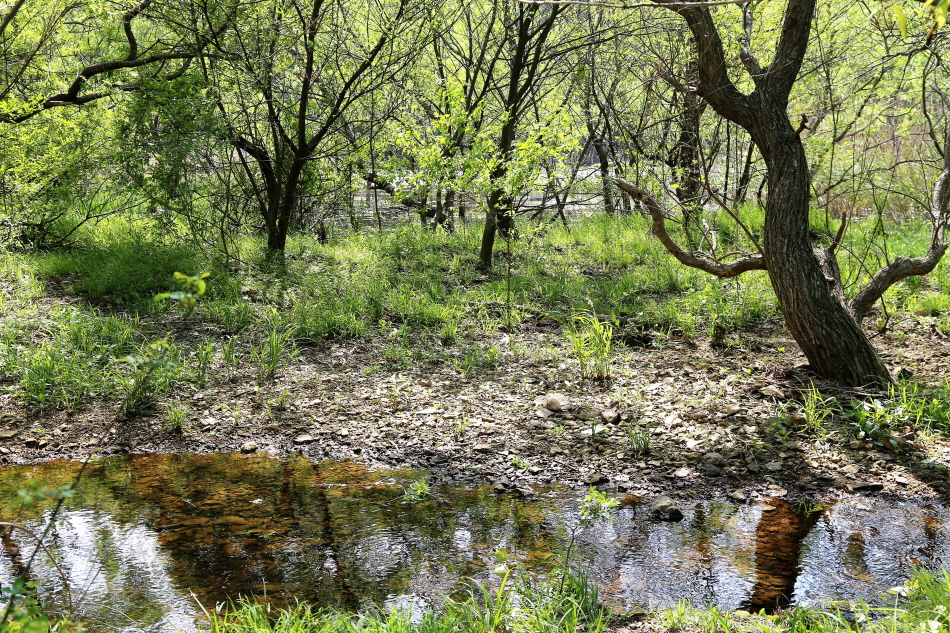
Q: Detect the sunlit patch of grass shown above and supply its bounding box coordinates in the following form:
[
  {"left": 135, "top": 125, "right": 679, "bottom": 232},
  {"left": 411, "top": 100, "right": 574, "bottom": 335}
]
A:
[{"left": 204, "top": 565, "right": 607, "bottom": 633}]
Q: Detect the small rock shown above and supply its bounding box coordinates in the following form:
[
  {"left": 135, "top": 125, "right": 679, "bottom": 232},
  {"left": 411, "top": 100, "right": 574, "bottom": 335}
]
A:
[
  {"left": 759, "top": 385, "right": 785, "bottom": 399},
  {"left": 535, "top": 408, "right": 554, "bottom": 419},
  {"left": 704, "top": 463, "right": 722, "bottom": 476},
  {"left": 240, "top": 441, "right": 258, "bottom": 453},
  {"left": 583, "top": 472, "right": 608, "bottom": 486},
  {"left": 729, "top": 490, "right": 747, "bottom": 501},
  {"left": 754, "top": 503, "right": 776, "bottom": 511},
  {"left": 768, "top": 487, "right": 788, "bottom": 497},
  {"left": 765, "top": 461, "right": 784, "bottom": 472},
  {"left": 293, "top": 434, "right": 315, "bottom": 445},
  {"left": 894, "top": 475, "right": 909, "bottom": 485},
  {"left": 545, "top": 393, "right": 571, "bottom": 412},
  {"left": 473, "top": 443, "right": 493, "bottom": 453},
  {"left": 841, "top": 464, "right": 861, "bottom": 474},
  {"left": 0, "top": 430, "right": 16, "bottom": 441},
  {"left": 724, "top": 404, "right": 743, "bottom": 416},
  {"left": 338, "top": 429, "right": 349, "bottom": 437},
  {"left": 23, "top": 438, "right": 36, "bottom": 448},
  {"left": 704, "top": 452, "right": 726, "bottom": 467},
  {"left": 600, "top": 408, "right": 620, "bottom": 424},
  {"left": 649, "top": 495, "right": 684, "bottom": 521},
  {"left": 673, "top": 467, "right": 691, "bottom": 478}
]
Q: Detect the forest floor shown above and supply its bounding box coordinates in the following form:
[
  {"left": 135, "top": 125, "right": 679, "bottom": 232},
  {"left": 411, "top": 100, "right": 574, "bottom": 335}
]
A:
[
  {"left": 2, "top": 307, "right": 949, "bottom": 504},
  {"left": 1, "top": 214, "right": 949, "bottom": 505}
]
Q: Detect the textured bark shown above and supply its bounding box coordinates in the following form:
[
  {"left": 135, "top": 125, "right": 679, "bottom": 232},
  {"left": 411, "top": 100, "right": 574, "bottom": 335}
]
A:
[{"left": 655, "top": 0, "right": 894, "bottom": 387}]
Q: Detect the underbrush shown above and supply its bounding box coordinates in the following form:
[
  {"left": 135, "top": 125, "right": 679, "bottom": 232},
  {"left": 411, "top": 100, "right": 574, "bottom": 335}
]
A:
[
  {"left": 201, "top": 568, "right": 950, "bottom": 633},
  {"left": 759, "top": 381, "right": 950, "bottom": 450},
  {"left": 0, "top": 209, "right": 946, "bottom": 413},
  {"left": 203, "top": 565, "right": 607, "bottom": 633},
  {"left": 654, "top": 568, "right": 950, "bottom": 633}
]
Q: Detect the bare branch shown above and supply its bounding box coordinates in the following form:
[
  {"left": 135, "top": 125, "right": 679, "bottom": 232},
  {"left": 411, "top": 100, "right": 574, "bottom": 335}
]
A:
[
  {"left": 517, "top": 0, "right": 755, "bottom": 8},
  {"left": 851, "top": 161, "right": 950, "bottom": 322},
  {"left": 613, "top": 177, "right": 766, "bottom": 278}
]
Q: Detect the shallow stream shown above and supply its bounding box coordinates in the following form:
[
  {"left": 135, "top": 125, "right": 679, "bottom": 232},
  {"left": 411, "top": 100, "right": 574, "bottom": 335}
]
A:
[{"left": 0, "top": 453, "right": 946, "bottom": 631}]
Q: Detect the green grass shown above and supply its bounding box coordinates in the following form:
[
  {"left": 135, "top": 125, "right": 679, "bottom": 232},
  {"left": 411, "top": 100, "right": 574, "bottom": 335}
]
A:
[
  {"left": 0, "top": 207, "right": 946, "bottom": 412},
  {"left": 203, "top": 566, "right": 607, "bottom": 633},
  {"left": 202, "top": 567, "right": 950, "bottom": 633},
  {"left": 653, "top": 568, "right": 950, "bottom": 633}
]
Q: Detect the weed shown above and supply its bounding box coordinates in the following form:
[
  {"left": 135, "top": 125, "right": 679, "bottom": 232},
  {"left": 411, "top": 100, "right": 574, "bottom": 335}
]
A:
[
  {"left": 451, "top": 416, "right": 471, "bottom": 441},
  {"left": 565, "top": 306, "right": 614, "bottom": 381},
  {"left": 401, "top": 478, "right": 431, "bottom": 503},
  {"left": 800, "top": 384, "right": 838, "bottom": 434},
  {"left": 510, "top": 455, "right": 529, "bottom": 469},
  {"left": 456, "top": 345, "right": 500, "bottom": 376},
  {"left": 221, "top": 337, "right": 238, "bottom": 375},
  {"left": 166, "top": 402, "right": 188, "bottom": 430},
  {"left": 625, "top": 423, "right": 652, "bottom": 457},
  {"left": 252, "top": 310, "right": 297, "bottom": 384},
  {"left": 845, "top": 398, "right": 892, "bottom": 441},
  {"left": 192, "top": 341, "right": 214, "bottom": 386},
  {"left": 763, "top": 416, "right": 794, "bottom": 443},
  {"left": 154, "top": 272, "right": 211, "bottom": 317},
  {"left": 120, "top": 339, "right": 176, "bottom": 417}
]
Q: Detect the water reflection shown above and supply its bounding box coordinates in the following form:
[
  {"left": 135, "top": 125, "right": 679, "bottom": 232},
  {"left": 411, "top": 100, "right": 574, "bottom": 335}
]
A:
[{"left": 0, "top": 453, "right": 946, "bottom": 632}]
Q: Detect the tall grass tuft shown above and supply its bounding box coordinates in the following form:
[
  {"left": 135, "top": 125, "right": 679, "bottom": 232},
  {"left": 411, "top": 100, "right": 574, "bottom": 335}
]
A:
[{"left": 204, "top": 565, "right": 607, "bottom": 633}]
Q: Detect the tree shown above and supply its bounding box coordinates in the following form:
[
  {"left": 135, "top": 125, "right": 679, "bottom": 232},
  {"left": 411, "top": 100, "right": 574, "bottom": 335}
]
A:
[
  {"left": 0, "top": 0, "right": 229, "bottom": 124},
  {"left": 612, "top": 0, "right": 948, "bottom": 387},
  {"left": 131, "top": 0, "right": 433, "bottom": 254}
]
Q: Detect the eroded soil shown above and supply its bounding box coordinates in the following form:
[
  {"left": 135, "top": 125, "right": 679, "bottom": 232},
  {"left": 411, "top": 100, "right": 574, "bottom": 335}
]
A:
[{"left": 1, "top": 314, "right": 949, "bottom": 504}]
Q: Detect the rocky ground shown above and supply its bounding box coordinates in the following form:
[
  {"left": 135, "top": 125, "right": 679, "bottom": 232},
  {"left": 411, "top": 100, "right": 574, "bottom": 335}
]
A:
[{"left": 1, "top": 314, "right": 949, "bottom": 504}]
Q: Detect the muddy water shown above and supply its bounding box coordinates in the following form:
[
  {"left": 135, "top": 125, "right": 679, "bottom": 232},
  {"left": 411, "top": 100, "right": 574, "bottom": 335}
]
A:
[{"left": 0, "top": 453, "right": 946, "bottom": 632}]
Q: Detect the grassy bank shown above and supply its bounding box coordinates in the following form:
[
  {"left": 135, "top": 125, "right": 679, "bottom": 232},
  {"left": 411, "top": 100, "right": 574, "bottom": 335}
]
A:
[
  {"left": 0, "top": 209, "right": 946, "bottom": 416},
  {"left": 202, "top": 568, "right": 950, "bottom": 633}
]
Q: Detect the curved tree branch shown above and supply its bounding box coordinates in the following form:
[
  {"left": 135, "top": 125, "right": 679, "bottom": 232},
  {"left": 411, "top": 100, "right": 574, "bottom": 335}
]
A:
[
  {"left": 613, "top": 177, "right": 765, "bottom": 277},
  {"left": 851, "top": 157, "right": 950, "bottom": 322},
  {"left": 1, "top": 1, "right": 231, "bottom": 124}
]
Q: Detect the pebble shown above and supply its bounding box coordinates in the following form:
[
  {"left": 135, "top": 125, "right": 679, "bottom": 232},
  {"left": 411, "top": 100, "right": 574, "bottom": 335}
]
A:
[
  {"left": 293, "top": 434, "right": 315, "bottom": 444},
  {"left": 545, "top": 393, "right": 571, "bottom": 412},
  {"left": 473, "top": 444, "right": 492, "bottom": 453},
  {"left": 240, "top": 441, "right": 258, "bottom": 453},
  {"left": 704, "top": 452, "right": 726, "bottom": 467}
]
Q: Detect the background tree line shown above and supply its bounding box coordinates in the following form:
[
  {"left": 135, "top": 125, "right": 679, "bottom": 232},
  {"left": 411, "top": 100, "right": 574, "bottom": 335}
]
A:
[{"left": 1, "top": 0, "right": 949, "bottom": 386}]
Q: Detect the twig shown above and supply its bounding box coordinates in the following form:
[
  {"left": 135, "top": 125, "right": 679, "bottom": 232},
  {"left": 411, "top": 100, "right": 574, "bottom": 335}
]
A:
[{"left": 517, "top": 0, "right": 757, "bottom": 8}]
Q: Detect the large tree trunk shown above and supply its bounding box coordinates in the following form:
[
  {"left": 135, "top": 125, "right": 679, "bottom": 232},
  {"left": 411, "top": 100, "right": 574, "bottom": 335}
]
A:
[
  {"left": 750, "top": 107, "right": 890, "bottom": 386},
  {"left": 660, "top": 0, "right": 894, "bottom": 387}
]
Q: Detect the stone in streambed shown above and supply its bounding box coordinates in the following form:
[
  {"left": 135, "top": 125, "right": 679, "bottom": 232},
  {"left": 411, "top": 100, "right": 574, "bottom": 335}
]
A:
[{"left": 649, "top": 495, "right": 684, "bottom": 521}]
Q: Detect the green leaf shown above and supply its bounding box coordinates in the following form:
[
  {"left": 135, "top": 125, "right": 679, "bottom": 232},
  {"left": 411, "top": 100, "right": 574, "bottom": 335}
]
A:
[{"left": 893, "top": 5, "right": 908, "bottom": 36}]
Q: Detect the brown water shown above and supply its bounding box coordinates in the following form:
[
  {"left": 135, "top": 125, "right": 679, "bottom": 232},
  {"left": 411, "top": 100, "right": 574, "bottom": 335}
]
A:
[{"left": 0, "top": 453, "right": 946, "bottom": 632}]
